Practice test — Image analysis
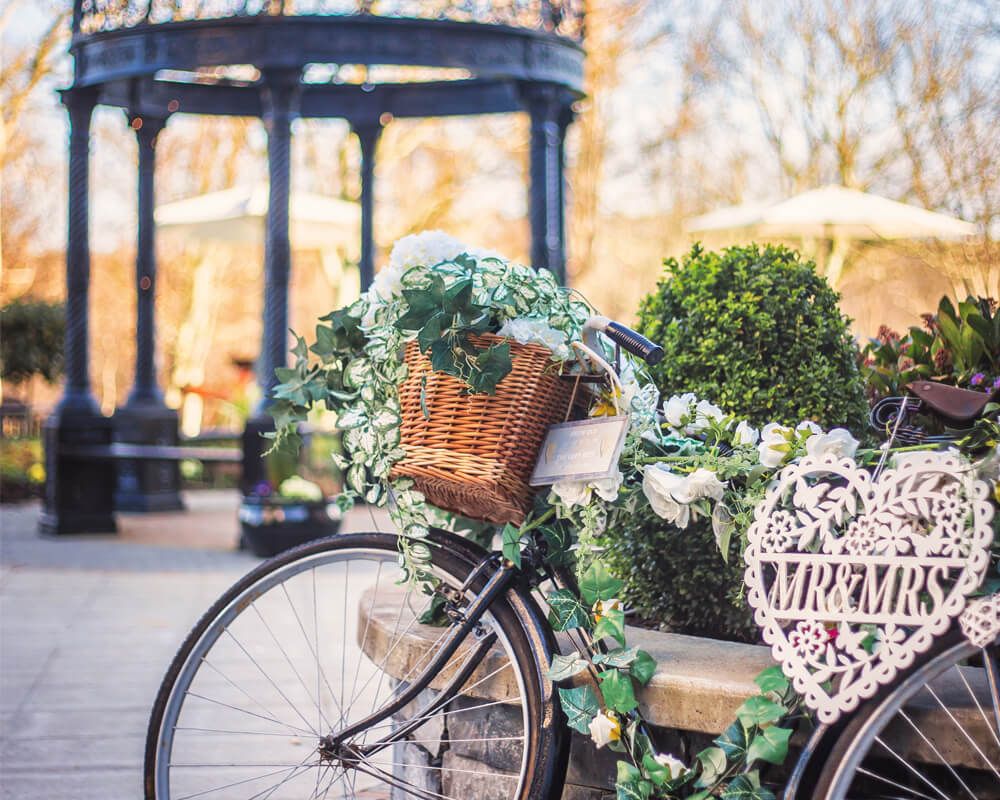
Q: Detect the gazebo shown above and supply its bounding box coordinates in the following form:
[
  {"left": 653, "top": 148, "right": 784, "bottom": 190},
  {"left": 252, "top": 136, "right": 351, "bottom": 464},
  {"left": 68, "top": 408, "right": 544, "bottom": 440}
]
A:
[{"left": 42, "top": 0, "right": 585, "bottom": 534}]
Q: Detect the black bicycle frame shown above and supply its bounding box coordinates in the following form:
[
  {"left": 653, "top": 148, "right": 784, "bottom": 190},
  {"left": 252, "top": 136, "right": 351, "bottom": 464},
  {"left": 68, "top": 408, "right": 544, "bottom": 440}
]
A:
[{"left": 324, "top": 553, "right": 520, "bottom": 753}]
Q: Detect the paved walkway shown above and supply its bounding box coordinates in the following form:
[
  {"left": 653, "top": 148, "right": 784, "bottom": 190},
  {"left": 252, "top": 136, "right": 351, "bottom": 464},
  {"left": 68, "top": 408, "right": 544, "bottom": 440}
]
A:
[{"left": 0, "top": 493, "right": 392, "bottom": 799}]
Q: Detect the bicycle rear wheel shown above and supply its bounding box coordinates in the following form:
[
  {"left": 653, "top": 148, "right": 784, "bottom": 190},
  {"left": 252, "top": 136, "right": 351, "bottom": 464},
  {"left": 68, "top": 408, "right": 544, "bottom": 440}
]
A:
[
  {"left": 144, "top": 531, "right": 564, "bottom": 800},
  {"left": 811, "top": 633, "right": 1000, "bottom": 800}
]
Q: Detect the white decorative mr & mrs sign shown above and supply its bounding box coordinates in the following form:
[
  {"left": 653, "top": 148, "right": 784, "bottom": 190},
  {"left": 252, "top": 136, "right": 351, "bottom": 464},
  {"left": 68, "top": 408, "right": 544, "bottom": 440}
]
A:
[{"left": 744, "top": 451, "right": 995, "bottom": 724}]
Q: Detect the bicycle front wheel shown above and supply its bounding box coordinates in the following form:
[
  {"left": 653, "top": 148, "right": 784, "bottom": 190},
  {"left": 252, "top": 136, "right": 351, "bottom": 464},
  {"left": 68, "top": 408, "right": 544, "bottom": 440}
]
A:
[
  {"left": 144, "top": 531, "right": 563, "bottom": 800},
  {"left": 812, "top": 634, "right": 1000, "bottom": 800}
]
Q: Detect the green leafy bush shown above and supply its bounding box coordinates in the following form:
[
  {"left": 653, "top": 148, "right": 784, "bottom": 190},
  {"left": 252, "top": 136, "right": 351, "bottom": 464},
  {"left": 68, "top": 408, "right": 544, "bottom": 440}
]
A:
[
  {"left": 0, "top": 299, "right": 65, "bottom": 388},
  {"left": 603, "top": 243, "right": 868, "bottom": 643}
]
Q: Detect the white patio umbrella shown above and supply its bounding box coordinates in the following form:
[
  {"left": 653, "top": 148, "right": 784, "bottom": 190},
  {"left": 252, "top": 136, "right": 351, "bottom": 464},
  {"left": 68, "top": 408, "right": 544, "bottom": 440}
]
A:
[
  {"left": 686, "top": 185, "right": 977, "bottom": 285},
  {"left": 156, "top": 182, "right": 360, "bottom": 251},
  {"left": 156, "top": 183, "right": 360, "bottom": 436}
]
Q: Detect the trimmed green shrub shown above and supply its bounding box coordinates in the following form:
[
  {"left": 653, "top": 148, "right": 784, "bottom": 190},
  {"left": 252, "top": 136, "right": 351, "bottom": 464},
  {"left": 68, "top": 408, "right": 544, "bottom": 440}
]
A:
[
  {"left": 0, "top": 299, "right": 65, "bottom": 388},
  {"left": 602, "top": 243, "right": 868, "bottom": 643},
  {"left": 637, "top": 243, "right": 868, "bottom": 428}
]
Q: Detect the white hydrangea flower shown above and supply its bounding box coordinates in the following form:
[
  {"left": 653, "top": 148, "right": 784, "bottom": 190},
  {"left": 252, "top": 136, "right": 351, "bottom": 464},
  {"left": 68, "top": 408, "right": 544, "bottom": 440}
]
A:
[
  {"left": 388, "top": 230, "right": 476, "bottom": 271},
  {"left": 496, "top": 317, "right": 571, "bottom": 359},
  {"left": 588, "top": 710, "right": 620, "bottom": 748},
  {"left": 805, "top": 428, "right": 859, "bottom": 460},
  {"left": 734, "top": 419, "right": 759, "bottom": 446}
]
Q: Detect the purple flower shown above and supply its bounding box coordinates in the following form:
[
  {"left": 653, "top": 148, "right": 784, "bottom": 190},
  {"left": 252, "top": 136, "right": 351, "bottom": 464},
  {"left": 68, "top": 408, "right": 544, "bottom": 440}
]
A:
[
  {"left": 252, "top": 481, "right": 273, "bottom": 498},
  {"left": 971, "top": 372, "right": 985, "bottom": 386},
  {"left": 993, "top": 376, "right": 1000, "bottom": 390}
]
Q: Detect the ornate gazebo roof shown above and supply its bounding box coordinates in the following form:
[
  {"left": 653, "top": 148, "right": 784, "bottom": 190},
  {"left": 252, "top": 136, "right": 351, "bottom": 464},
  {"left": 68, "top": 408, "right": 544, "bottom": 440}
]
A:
[{"left": 72, "top": 1, "right": 585, "bottom": 120}]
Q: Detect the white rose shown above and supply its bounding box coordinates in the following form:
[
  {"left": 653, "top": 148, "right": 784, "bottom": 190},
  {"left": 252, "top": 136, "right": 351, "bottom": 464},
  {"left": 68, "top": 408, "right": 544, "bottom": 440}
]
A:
[
  {"left": 590, "top": 471, "right": 623, "bottom": 502},
  {"left": 761, "top": 422, "right": 791, "bottom": 442},
  {"left": 758, "top": 423, "right": 792, "bottom": 468},
  {"left": 796, "top": 420, "right": 823, "bottom": 436},
  {"left": 675, "top": 468, "right": 726, "bottom": 503},
  {"left": 588, "top": 710, "right": 620, "bottom": 749},
  {"left": 663, "top": 393, "right": 696, "bottom": 429},
  {"left": 551, "top": 479, "right": 591, "bottom": 508},
  {"left": 734, "top": 420, "right": 759, "bottom": 446},
  {"left": 694, "top": 399, "right": 724, "bottom": 428},
  {"left": 805, "top": 428, "right": 859, "bottom": 460},
  {"left": 642, "top": 465, "right": 691, "bottom": 528},
  {"left": 654, "top": 752, "right": 688, "bottom": 779}
]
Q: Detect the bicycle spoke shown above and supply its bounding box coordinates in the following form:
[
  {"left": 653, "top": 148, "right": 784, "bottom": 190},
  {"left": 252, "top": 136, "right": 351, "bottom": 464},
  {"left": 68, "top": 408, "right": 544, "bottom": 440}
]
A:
[
  {"left": 956, "top": 665, "right": 1000, "bottom": 751},
  {"left": 344, "top": 583, "right": 416, "bottom": 718},
  {"left": 173, "top": 726, "right": 308, "bottom": 738},
  {"left": 198, "top": 657, "right": 306, "bottom": 737},
  {"left": 313, "top": 568, "right": 322, "bottom": 738},
  {"left": 855, "top": 766, "right": 939, "bottom": 800},
  {"left": 338, "top": 560, "right": 349, "bottom": 729},
  {"left": 182, "top": 691, "right": 315, "bottom": 738},
  {"left": 172, "top": 765, "right": 304, "bottom": 800},
  {"left": 350, "top": 759, "right": 461, "bottom": 800},
  {"left": 349, "top": 560, "right": 383, "bottom": 726},
  {"left": 251, "top": 600, "right": 334, "bottom": 733},
  {"left": 280, "top": 580, "right": 345, "bottom": 726},
  {"left": 250, "top": 751, "right": 319, "bottom": 800},
  {"left": 357, "top": 644, "right": 501, "bottom": 745},
  {"left": 359, "top": 695, "right": 522, "bottom": 738},
  {"left": 896, "top": 708, "right": 978, "bottom": 800},
  {"left": 223, "top": 627, "right": 319, "bottom": 736},
  {"left": 873, "top": 735, "right": 953, "bottom": 800},
  {"left": 922, "top": 679, "right": 1000, "bottom": 779}
]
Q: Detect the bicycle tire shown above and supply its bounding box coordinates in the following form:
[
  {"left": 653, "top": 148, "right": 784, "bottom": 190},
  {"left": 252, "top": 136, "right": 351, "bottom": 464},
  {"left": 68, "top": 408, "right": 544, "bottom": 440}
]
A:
[
  {"left": 144, "top": 529, "right": 567, "bottom": 800},
  {"left": 804, "top": 631, "right": 1000, "bottom": 800}
]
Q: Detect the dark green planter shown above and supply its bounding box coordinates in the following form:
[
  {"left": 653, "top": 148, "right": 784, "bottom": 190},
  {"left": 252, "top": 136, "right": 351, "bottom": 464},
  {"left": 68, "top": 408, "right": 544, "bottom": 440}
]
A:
[{"left": 238, "top": 496, "right": 341, "bottom": 557}]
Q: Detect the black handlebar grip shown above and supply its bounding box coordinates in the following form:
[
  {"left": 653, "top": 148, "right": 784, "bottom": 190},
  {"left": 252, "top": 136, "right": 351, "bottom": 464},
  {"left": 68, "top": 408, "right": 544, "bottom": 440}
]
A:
[{"left": 604, "top": 321, "right": 665, "bottom": 366}]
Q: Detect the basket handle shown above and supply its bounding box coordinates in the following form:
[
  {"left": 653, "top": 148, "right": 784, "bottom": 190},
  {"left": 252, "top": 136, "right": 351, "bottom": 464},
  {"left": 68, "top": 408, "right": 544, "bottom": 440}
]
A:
[{"left": 570, "top": 340, "right": 625, "bottom": 417}]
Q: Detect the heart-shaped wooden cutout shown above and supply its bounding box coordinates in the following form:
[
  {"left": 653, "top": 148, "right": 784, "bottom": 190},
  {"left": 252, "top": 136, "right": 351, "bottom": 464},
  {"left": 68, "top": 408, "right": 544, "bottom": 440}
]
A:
[{"left": 744, "top": 451, "right": 994, "bottom": 724}]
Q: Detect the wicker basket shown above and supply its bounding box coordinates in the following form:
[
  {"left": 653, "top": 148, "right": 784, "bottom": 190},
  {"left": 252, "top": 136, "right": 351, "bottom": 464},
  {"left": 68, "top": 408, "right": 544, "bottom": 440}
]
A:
[{"left": 391, "top": 334, "right": 577, "bottom": 525}]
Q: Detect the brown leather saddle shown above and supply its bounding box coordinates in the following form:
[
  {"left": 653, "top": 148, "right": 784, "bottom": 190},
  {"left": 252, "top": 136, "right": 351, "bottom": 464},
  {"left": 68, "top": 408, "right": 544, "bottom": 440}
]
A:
[
  {"left": 869, "top": 381, "right": 997, "bottom": 445},
  {"left": 906, "top": 380, "right": 997, "bottom": 423}
]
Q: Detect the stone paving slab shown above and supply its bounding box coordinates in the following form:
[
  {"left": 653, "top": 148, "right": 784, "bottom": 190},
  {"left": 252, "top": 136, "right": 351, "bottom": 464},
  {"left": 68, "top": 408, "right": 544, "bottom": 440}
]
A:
[{"left": 0, "top": 494, "right": 395, "bottom": 799}]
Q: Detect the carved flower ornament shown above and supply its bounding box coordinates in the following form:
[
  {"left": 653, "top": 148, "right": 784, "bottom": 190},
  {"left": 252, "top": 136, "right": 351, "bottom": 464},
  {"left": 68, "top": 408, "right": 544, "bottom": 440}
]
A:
[{"left": 744, "top": 451, "right": 994, "bottom": 724}]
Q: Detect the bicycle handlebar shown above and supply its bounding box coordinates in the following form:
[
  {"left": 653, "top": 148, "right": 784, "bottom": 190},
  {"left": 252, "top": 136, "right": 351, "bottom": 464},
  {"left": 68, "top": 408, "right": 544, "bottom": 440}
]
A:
[{"left": 584, "top": 316, "right": 665, "bottom": 366}]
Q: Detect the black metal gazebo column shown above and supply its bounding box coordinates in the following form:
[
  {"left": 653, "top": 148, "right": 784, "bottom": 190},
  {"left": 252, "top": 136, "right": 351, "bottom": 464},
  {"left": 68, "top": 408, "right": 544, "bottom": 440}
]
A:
[
  {"left": 242, "top": 69, "right": 301, "bottom": 493},
  {"left": 40, "top": 86, "right": 117, "bottom": 535},
  {"left": 524, "top": 83, "right": 573, "bottom": 283},
  {"left": 113, "top": 112, "right": 184, "bottom": 512},
  {"left": 353, "top": 118, "right": 383, "bottom": 292}
]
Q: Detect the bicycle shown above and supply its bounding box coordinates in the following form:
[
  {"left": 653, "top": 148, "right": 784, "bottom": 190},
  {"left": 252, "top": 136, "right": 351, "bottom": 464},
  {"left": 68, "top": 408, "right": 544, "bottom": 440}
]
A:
[{"left": 144, "top": 320, "right": 1000, "bottom": 800}]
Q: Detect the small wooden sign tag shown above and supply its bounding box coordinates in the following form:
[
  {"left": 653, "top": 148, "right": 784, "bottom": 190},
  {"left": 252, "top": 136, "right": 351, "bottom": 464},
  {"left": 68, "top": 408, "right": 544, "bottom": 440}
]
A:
[{"left": 529, "top": 416, "right": 629, "bottom": 486}]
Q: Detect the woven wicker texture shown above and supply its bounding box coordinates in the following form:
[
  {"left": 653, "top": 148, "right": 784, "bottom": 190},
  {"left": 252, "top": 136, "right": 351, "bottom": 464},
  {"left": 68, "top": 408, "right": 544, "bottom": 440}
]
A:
[{"left": 392, "top": 334, "right": 576, "bottom": 525}]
